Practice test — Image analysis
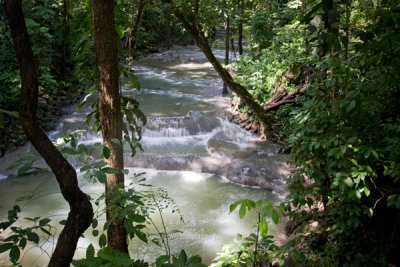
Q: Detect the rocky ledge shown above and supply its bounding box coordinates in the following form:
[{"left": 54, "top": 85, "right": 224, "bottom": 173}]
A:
[
  {"left": 228, "top": 97, "right": 268, "bottom": 140},
  {"left": 37, "top": 88, "right": 83, "bottom": 131}
]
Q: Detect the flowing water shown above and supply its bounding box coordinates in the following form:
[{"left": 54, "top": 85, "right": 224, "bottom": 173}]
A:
[{"left": 0, "top": 45, "right": 291, "bottom": 266}]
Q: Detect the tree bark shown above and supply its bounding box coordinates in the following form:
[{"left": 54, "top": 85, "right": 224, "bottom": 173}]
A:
[
  {"left": 264, "top": 91, "right": 298, "bottom": 112},
  {"left": 131, "top": 0, "right": 147, "bottom": 51},
  {"left": 162, "top": 0, "right": 269, "bottom": 127},
  {"left": 3, "top": 1, "right": 93, "bottom": 266},
  {"left": 223, "top": 4, "right": 230, "bottom": 95},
  {"left": 90, "top": 0, "right": 128, "bottom": 253},
  {"left": 238, "top": 0, "right": 244, "bottom": 56},
  {"left": 62, "top": 0, "right": 69, "bottom": 79},
  {"left": 165, "top": 4, "right": 172, "bottom": 48}
]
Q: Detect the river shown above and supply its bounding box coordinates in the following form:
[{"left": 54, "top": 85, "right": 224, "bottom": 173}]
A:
[{"left": 0, "top": 45, "right": 290, "bottom": 266}]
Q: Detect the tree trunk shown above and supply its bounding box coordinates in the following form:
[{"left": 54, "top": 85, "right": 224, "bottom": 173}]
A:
[
  {"left": 223, "top": 9, "right": 230, "bottom": 95},
  {"left": 238, "top": 0, "right": 244, "bottom": 56},
  {"left": 4, "top": 1, "right": 93, "bottom": 266},
  {"left": 131, "top": 0, "right": 147, "bottom": 51},
  {"left": 90, "top": 0, "right": 128, "bottom": 253},
  {"left": 62, "top": 0, "right": 69, "bottom": 79},
  {"left": 231, "top": 37, "right": 236, "bottom": 58},
  {"left": 165, "top": 4, "right": 172, "bottom": 48},
  {"left": 344, "top": 0, "right": 350, "bottom": 60},
  {"left": 162, "top": 0, "right": 269, "bottom": 127},
  {"left": 321, "top": 0, "right": 339, "bottom": 58}
]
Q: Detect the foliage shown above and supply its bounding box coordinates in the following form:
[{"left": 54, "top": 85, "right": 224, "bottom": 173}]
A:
[
  {"left": 230, "top": 20, "right": 309, "bottom": 110},
  {"left": 6, "top": 148, "right": 48, "bottom": 177},
  {"left": 142, "top": 187, "right": 184, "bottom": 257},
  {"left": 0, "top": 204, "right": 53, "bottom": 265},
  {"left": 226, "top": 0, "right": 400, "bottom": 265},
  {"left": 72, "top": 171, "right": 204, "bottom": 266},
  {"left": 155, "top": 249, "right": 206, "bottom": 267},
  {"left": 212, "top": 234, "right": 282, "bottom": 267},
  {"left": 250, "top": 11, "right": 274, "bottom": 49},
  {"left": 72, "top": 245, "right": 149, "bottom": 267},
  {"left": 280, "top": 1, "right": 400, "bottom": 265},
  {"left": 212, "top": 199, "right": 283, "bottom": 266}
]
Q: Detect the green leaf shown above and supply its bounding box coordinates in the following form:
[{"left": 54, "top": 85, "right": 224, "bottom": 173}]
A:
[
  {"left": 27, "top": 232, "right": 39, "bottom": 244},
  {"left": 17, "top": 162, "right": 33, "bottom": 177},
  {"left": 98, "top": 247, "right": 133, "bottom": 266},
  {"left": 355, "top": 190, "right": 362, "bottom": 199},
  {"left": 344, "top": 177, "right": 354, "bottom": 187},
  {"left": 99, "top": 233, "right": 106, "bottom": 248},
  {"left": 102, "top": 167, "right": 119, "bottom": 174},
  {"left": 259, "top": 217, "right": 268, "bottom": 237},
  {"left": 95, "top": 171, "right": 106, "bottom": 183},
  {"left": 134, "top": 228, "right": 148, "bottom": 243},
  {"left": 229, "top": 201, "right": 240, "bottom": 213},
  {"left": 371, "top": 150, "right": 379, "bottom": 159},
  {"left": 187, "top": 255, "right": 203, "bottom": 265},
  {"left": 368, "top": 208, "right": 373, "bottom": 217},
  {"left": 10, "top": 245, "right": 20, "bottom": 264},
  {"left": 39, "top": 218, "right": 51, "bottom": 227},
  {"left": 124, "top": 220, "right": 135, "bottom": 235},
  {"left": 0, "top": 109, "right": 19, "bottom": 118},
  {"left": 0, "top": 243, "right": 13, "bottom": 253},
  {"left": 111, "top": 138, "right": 121, "bottom": 145},
  {"left": 278, "top": 255, "right": 285, "bottom": 266},
  {"left": 92, "top": 218, "right": 98, "bottom": 228},
  {"left": 364, "top": 186, "right": 370, "bottom": 197},
  {"left": 176, "top": 249, "right": 187, "bottom": 266},
  {"left": 19, "top": 238, "right": 27, "bottom": 249},
  {"left": 103, "top": 146, "right": 110, "bottom": 159},
  {"left": 92, "top": 230, "right": 99, "bottom": 237},
  {"left": 116, "top": 25, "right": 125, "bottom": 39},
  {"left": 271, "top": 209, "right": 279, "bottom": 224},
  {"left": 86, "top": 243, "right": 95, "bottom": 258},
  {"left": 61, "top": 147, "right": 79, "bottom": 155},
  {"left": 40, "top": 227, "right": 52, "bottom": 236},
  {"left": 156, "top": 255, "right": 170, "bottom": 267},
  {"left": 238, "top": 204, "right": 246, "bottom": 219},
  {"left": 131, "top": 214, "right": 146, "bottom": 223}
]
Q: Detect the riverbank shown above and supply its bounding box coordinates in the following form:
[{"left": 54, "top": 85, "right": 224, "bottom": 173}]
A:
[{"left": 0, "top": 85, "right": 83, "bottom": 157}]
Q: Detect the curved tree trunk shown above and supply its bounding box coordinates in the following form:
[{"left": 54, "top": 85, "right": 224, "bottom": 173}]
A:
[
  {"left": 162, "top": 0, "right": 269, "bottom": 127},
  {"left": 90, "top": 0, "right": 128, "bottom": 253},
  {"left": 3, "top": 1, "right": 93, "bottom": 266}
]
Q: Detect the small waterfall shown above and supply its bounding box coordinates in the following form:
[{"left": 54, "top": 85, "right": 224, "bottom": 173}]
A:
[
  {"left": 0, "top": 45, "right": 290, "bottom": 266},
  {"left": 143, "top": 111, "right": 219, "bottom": 137}
]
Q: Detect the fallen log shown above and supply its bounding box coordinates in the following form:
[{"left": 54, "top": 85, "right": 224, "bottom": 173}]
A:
[{"left": 264, "top": 91, "right": 298, "bottom": 112}]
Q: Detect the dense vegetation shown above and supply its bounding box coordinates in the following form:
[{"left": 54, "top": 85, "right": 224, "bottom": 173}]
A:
[
  {"left": 1, "top": 0, "right": 399, "bottom": 266},
  {"left": 230, "top": 0, "right": 400, "bottom": 265}
]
